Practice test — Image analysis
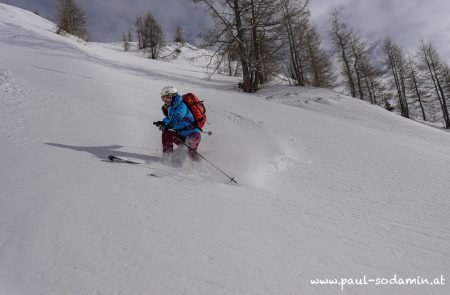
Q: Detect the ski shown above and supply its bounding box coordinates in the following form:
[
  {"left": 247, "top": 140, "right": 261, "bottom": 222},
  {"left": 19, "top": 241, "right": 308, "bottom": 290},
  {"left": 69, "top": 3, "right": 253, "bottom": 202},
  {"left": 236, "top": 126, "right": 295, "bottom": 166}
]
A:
[
  {"left": 108, "top": 154, "right": 140, "bottom": 164},
  {"left": 107, "top": 155, "right": 167, "bottom": 176},
  {"left": 149, "top": 173, "right": 163, "bottom": 178},
  {"left": 108, "top": 155, "right": 236, "bottom": 184}
]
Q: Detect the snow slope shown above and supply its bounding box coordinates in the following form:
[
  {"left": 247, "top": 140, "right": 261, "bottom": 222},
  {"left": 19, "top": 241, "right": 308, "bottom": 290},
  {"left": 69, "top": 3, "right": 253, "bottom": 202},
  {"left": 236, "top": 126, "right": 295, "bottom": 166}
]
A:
[{"left": 1, "top": 4, "right": 449, "bottom": 295}]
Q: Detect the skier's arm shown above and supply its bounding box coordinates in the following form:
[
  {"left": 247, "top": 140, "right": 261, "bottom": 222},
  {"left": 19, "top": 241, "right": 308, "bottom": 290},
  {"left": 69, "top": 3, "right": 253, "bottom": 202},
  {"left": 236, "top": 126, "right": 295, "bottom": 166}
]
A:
[{"left": 163, "top": 103, "right": 187, "bottom": 127}]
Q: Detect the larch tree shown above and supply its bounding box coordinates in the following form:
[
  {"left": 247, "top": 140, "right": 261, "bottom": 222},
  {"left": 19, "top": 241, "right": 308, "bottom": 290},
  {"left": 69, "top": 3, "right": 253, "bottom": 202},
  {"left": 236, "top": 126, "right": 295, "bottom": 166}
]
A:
[
  {"left": 135, "top": 13, "right": 164, "bottom": 59},
  {"left": 55, "top": 0, "right": 88, "bottom": 40},
  {"left": 349, "top": 31, "right": 378, "bottom": 101},
  {"left": 417, "top": 40, "right": 450, "bottom": 128},
  {"left": 383, "top": 37, "right": 410, "bottom": 118},
  {"left": 174, "top": 26, "right": 185, "bottom": 44},
  {"left": 304, "top": 23, "right": 335, "bottom": 88},
  {"left": 122, "top": 32, "right": 130, "bottom": 52},
  {"left": 194, "top": 0, "right": 284, "bottom": 92},
  {"left": 406, "top": 54, "right": 428, "bottom": 121},
  {"left": 330, "top": 10, "right": 356, "bottom": 97},
  {"left": 280, "top": 0, "right": 310, "bottom": 86}
]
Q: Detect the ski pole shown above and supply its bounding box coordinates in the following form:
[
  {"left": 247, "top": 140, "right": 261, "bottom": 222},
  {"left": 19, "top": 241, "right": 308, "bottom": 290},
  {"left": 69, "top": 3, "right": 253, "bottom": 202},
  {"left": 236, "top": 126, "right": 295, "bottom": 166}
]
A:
[
  {"left": 178, "top": 140, "right": 238, "bottom": 184},
  {"left": 156, "top": 125, "right": 236, "bottom": 184}
]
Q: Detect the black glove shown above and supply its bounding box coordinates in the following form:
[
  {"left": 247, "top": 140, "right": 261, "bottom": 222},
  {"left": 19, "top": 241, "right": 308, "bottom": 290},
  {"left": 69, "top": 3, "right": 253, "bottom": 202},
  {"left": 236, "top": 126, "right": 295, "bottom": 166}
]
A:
[
  {"left": 153, "top": 121, "right": 173, "bottom": 131},
  {"left": 153, "top": 121, "right": 166, "bottom": 131},
  {"left": 165, "top": 122, "right": 173, "bottom": 130}
]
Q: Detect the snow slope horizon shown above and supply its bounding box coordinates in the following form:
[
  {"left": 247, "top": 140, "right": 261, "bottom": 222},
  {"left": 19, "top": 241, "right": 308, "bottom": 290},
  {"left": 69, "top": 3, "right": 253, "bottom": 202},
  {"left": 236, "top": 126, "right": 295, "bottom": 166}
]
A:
[{"left": 1, "top": 4, "right": 450, "bottom": 295}]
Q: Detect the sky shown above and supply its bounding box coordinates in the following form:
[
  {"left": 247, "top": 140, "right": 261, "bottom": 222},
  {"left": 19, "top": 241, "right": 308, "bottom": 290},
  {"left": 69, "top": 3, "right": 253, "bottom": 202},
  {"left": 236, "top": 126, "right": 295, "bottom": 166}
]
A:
[{"left": 2, "top": 0, "right": 450, "bottom": 59}]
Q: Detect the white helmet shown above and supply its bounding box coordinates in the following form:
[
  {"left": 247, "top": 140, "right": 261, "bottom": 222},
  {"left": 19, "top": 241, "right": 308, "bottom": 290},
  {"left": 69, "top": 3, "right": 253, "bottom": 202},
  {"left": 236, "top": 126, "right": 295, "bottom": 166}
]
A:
[{"left": 160, "top": 86, "right": 178, "bottom": 97}]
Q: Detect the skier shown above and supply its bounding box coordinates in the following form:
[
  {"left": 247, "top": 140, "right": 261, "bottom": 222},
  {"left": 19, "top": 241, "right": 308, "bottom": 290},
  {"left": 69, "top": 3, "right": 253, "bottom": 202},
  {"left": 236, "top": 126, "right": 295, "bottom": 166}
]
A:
[{"left": 153, "top": 86, "right": 201, "bottom": 161}]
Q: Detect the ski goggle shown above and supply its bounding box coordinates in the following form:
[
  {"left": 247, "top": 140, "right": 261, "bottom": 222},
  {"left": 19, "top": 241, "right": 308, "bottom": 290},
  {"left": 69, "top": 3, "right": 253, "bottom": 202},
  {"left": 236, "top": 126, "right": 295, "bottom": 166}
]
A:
[{"left": 161, "top": 95, "right": 172, "bottom": 102}]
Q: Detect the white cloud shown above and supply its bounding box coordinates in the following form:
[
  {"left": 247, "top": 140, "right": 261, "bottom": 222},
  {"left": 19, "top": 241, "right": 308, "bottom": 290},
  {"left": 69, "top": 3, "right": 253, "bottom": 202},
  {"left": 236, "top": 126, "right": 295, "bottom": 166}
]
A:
[
  {"left": 3, "top": 0, "right": 450, "bottom": 60},
  {"left": 309, "top": 0, "right": 450, "bottom": 60}
]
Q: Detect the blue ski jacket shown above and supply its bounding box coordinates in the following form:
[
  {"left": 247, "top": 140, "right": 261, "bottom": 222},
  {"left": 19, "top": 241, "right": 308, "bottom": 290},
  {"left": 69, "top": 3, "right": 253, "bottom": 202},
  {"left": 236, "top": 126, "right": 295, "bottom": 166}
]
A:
[{"left": 162, "top": 93, "right": 201, "bottom": 137}]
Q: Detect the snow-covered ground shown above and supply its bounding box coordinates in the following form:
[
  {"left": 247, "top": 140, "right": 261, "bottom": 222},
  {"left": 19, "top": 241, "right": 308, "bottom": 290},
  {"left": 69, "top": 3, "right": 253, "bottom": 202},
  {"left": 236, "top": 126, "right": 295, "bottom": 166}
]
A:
[{"left": 1, "top": 4, "right": 449, "bottom": 295}]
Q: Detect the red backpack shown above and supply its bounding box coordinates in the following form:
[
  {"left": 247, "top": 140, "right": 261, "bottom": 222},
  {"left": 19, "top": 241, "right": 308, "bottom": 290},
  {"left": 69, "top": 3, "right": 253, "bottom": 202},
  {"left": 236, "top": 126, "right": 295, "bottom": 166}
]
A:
[{"left": 182, "top": 93, "right": 207, "bottom": 130}]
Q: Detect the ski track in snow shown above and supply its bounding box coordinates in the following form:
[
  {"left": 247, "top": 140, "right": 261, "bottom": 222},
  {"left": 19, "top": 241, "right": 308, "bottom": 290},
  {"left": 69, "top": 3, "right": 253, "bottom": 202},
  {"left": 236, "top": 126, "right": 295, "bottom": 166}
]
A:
[{"left": 1, "top": 4, "right": 450, "bottom": 295}]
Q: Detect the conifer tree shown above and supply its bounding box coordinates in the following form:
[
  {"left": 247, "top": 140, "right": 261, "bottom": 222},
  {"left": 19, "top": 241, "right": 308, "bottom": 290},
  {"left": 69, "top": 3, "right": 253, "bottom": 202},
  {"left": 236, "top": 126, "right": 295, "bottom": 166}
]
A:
[
  {"left": 417, "top": 40, "right": 450, "bottom": 128},
  {"left": 134, "top": 13, "right": 164, "bottom": 59},
  {"left": 122, "top": 32, "right": 130, "bottom": 52},
  {"left": 55, "top": 0, "right": 88, "bottom": 40},
  {"left": 174, "top": 26, "right": 185, "bottom": 44}
]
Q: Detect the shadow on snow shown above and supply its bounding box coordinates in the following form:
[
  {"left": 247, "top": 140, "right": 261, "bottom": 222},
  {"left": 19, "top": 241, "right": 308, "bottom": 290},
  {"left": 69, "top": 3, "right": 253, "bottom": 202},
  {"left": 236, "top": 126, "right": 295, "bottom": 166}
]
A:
[{"left": 45, "top": 143, "right": 160, "bottom": 163}]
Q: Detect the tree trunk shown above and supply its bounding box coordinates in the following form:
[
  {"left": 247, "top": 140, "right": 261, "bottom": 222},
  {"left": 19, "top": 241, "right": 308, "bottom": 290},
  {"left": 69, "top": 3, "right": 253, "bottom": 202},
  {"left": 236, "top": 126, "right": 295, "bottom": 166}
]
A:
[
  {"left": 409, "top": 63, "right": 426, "bottom": 121},
  {"left": 233, "top": 0, "right": 252, "bottom": 92}
]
